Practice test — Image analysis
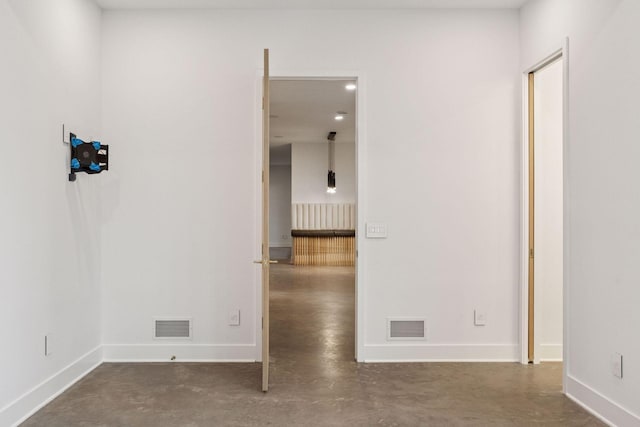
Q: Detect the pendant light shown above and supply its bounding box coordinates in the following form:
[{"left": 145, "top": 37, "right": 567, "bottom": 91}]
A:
[{"left": 327, "top": 131, "right": 336, "bottom": 194}]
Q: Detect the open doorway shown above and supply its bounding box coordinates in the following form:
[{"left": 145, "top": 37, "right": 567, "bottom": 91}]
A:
[
  {"left": 522, "top": 48, "right": 566, "bottom": 368},
  {"left": 268, "top": 79, "right": 358, "bottom": 380}
]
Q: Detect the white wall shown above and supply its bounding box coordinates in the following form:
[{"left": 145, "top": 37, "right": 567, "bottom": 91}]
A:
[
  {"left": 269, "top": 165, "right": 291, "bottom": 247},
  {"left": 0, "top": 0, "right": 103, "bottom": 425},
  {"left": 521, "top": 0, "right": 640, "bottom": 423},
  {"left": 5, "top": 2, "right": 638, "bottom": 424},
  {"left": 291, "top": 142, "right": 355, "bottom": 204},
  {"left": 99, "top": 9, "right": 520, "bottom": 362},
  {"left": 533, "top": 58, "right": 563, "bottom": 363}
]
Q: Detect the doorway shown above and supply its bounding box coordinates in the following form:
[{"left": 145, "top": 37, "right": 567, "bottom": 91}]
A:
[
  {"left": 522, "top": 47, "right": 567, "bottom": 368},
  {"left": 267, "top": 78, "right": 358, "bottom": 389}
]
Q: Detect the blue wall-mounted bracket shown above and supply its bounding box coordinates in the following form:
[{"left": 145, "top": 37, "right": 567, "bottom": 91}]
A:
[{"left": 68, "top": 132, "right": 109, "bottom": 182}]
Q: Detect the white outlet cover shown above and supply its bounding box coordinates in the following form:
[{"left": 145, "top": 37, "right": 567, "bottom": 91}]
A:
[
  {"left": 45, "top": 334, "right": 52, "bottom": 356},
  {"left": 228, "top": 310, "right": 240, "bottom": 326},
  {"left": 474, "top": 310, "right": 486, "bottom": 326},
  {"left": 611, "top": 353, "right": 623, "bottom": 379},
  {"left": 62, "top": 124, "right": 71, "bottom": 144}
]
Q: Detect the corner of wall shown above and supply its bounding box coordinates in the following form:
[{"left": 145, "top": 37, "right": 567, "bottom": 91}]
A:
[
  {"left": 0, "top": 346, "right": 103, "bottom": 427},
  {"left": 566, "top": 375, "right": 640, "bottom": 427}
]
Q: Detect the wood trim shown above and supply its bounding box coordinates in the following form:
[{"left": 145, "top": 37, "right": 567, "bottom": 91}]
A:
[
  {"left": 261, "top": 48, "right": 270, "bottom": 392},
  {"left": 527, "top": 71, "right": 535, "bottom": 363}
]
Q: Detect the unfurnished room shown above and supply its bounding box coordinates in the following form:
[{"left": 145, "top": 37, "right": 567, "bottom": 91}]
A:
[{"left": 1, "top": 0, "right": 639, "bottom": 426}]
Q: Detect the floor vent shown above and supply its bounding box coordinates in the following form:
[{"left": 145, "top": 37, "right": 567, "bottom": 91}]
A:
[
  {"left": 388, "top": 319, "right": 426, "bottom": 340},
  {"left": 154, "top": 319, "right": 192, "bottom": 339}
]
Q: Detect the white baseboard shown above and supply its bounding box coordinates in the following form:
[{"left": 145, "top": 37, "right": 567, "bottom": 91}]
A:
[
  {"left": 566, "top": 375, "right": 640, "bottom": 427},
  {"left": 539, "top": 344, "right": 563, "bottom": 362},
  {"left": 362, "top": 343, "right": 519, "bottom": 362},
  {"left": 0, "top": 346, "right": 103, "bottom": 427},
  {"left": 102, "top": 343, "right": 257, "bottom": 362}
]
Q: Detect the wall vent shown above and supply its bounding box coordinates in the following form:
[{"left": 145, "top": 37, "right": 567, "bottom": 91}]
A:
[
  {"left": 387, "top": 318, "right": 426, "bottom": 340},
  {"left": 154, "top": 318, "right": 192, "bottom": 339}
]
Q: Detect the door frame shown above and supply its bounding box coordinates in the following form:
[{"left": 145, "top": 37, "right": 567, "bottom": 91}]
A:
[
  {"left": 519, "top": 38, "right": 570, "bottom": 386},
  {"left": 254, "top": 68, "right": 366, "bottom": 363}
]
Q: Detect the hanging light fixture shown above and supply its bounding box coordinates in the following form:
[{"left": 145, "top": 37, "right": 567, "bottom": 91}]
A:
[{"left": 327, "top": 131, "right": 337, "bottom": 194}]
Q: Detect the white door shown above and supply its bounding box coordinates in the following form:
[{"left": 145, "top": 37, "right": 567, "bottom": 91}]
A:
[{"left": 528, "top": 57, "right": 564, "bottom": 363}]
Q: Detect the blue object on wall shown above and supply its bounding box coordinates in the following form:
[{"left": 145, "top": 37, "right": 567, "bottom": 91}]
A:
[{"left": 67, "top": 132, "right": 109, "bottom": 182}]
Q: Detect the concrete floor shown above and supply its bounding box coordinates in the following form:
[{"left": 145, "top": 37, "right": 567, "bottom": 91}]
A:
[{"left": 23, "top": 264, "right": 602, "bottom": 426}]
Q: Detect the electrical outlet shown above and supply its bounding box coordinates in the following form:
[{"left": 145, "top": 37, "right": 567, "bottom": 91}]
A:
[
  {"left": 62, "top": 124, "right": 71, "bottom": 144},
  {"left": 281, "top": 234, "right": 287, "bottom": 240},
  {"left": 474, "top": 310, "right": 486, "bottom": 326},
  {"left": 611, "top": 353, "right": 623, "bottom": 379},
  {"left": 228, "top": 310, "right": 240, "bottom": 326},
  {"left": 45, "top": 334, "right": 52, "bottom": 356}
]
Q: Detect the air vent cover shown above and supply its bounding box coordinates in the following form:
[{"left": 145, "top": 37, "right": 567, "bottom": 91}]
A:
[
  {"left": 154, "top": 319, "right": 191, "bottom": 339},
  {"left": 388, "top": 319, "right": 426, "bottom": 340}
]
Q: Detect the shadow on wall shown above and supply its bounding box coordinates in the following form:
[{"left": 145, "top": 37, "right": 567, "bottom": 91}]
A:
[{"left": 67, "top": 179, "right": 101, "bottom": 286}]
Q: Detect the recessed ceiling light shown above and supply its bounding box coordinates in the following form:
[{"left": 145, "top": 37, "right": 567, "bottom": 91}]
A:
[
  {"left": 335, "top": 115, "right": 344, "bottom": 121},
  {"left": 345, "top": 83, "right": 357, "bottom": 91}
]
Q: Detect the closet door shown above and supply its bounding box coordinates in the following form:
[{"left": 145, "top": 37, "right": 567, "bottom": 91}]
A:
[{"left": 258, "top": 48, "right": 273, "bottom": 392}]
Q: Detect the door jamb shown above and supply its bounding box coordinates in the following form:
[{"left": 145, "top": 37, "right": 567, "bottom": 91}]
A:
[
  {"left": 255, "top": 70, "right": 366, "bottom": 363},
  {"left": 519, "top": 38, "right": 569, "bottom": 392}
]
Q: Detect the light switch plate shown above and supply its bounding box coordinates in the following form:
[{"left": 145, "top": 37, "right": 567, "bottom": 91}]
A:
[
  {"left": 228, "top": 310, "right": 240, "bottom": 326},
  {"left": 365, "top": 223, "right": 387, "bottom": 238}
]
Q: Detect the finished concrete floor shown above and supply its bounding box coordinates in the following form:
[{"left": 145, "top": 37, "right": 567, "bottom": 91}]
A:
[{"left": 23, "top": 264, "right": 602, "bottom": 426}]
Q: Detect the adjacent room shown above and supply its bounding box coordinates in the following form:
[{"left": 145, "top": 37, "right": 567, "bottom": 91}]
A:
[
  {"left": 268, "top": 79, "right": 358, "bottom": 392},
  {"left": 1, "top": 0, "right": 638, "bottom": 426}
]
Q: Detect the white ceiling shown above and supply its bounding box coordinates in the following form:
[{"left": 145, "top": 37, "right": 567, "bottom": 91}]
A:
[
  {"left": 269, "top": 79, "right": 356, "bottom": 166},
  {"left": 270, "top": 79, "right": 356, "bottom": 145},
  {"left": 96, "top": 0, "right": 528, "bottom": 9}
]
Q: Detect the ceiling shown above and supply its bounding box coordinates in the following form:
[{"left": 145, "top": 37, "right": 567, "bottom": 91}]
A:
[
  {"left": 270, "top": 79, "right": 356, "bottom": 147},
  {"left": 269, "top": 79, "right": 356, "bottom": 166},
  {"left": 96, "top": 0, "right": 528, "bottom": 9}
]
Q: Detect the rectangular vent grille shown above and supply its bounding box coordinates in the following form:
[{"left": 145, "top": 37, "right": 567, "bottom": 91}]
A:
[
  {"left": 155, "top": 319, "right": 191, "bottom": 339},
  {"left": 388, "top": 319, "right": 425, "bottom": 340}
]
